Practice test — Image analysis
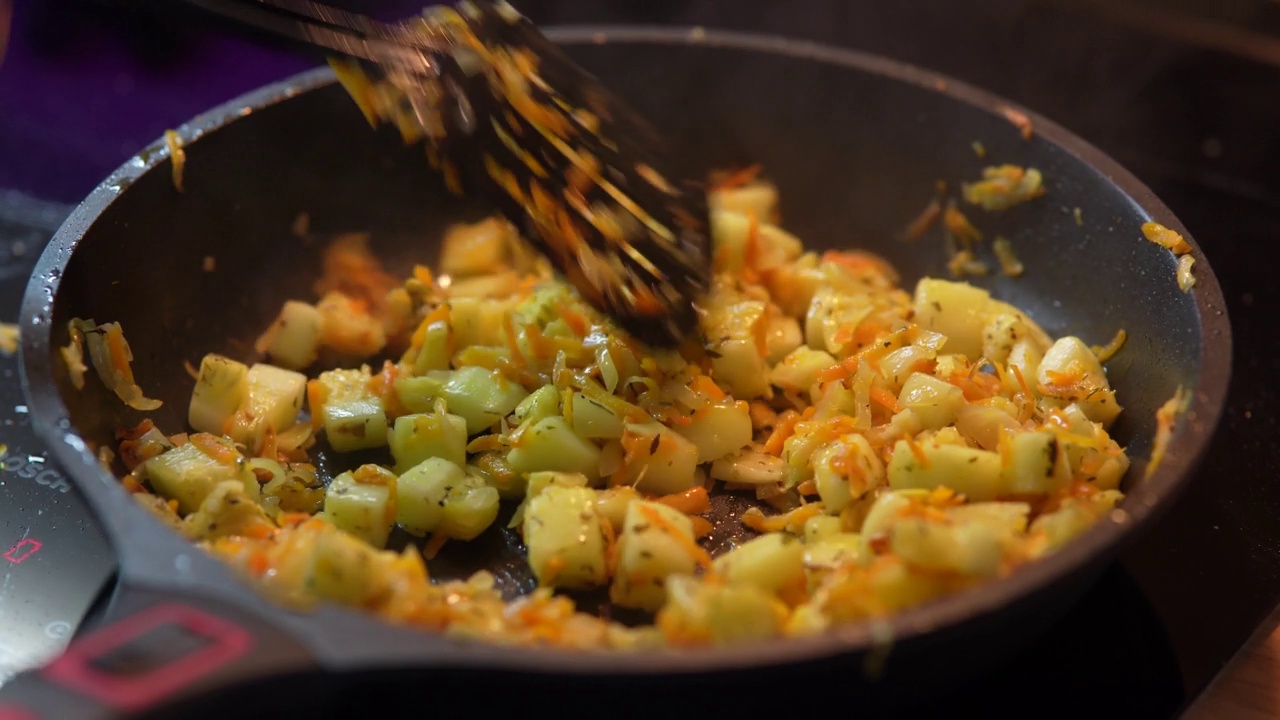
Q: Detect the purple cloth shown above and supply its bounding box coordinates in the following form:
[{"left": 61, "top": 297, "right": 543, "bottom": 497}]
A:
[{"left": 0, "top": 1, "right": 429, "bottom": 202}]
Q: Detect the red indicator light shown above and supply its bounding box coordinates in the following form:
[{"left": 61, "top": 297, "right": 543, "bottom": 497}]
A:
[
  {"left": 42, "top": 603, "right": 253, "bottom": 712},
  {"left": 3, "top": 538, "right": 42, "bottom": 564}
]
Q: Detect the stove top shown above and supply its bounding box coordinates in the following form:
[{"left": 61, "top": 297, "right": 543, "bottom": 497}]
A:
[
  {"left": 2, "top": 1, "right": 1279, "bottom": 717},
  {"left": 0, "top": 193, "right": 115, "bottom": 686}
]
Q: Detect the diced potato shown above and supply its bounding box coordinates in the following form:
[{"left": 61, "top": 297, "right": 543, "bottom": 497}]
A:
[
  {"left": 1004, "top": 340, "right": 1043, "bottom": 393},
  {"left": 658, "top": 574, "right": 788, "bottom": 645},
  {"left": 258, "top": 300, "right": 323, "bottom": 370},
  {"left": 526, "top": 471, "right": 590, "bottom": 499},
  {"left": 1029, "top": 492, "right": 1123, "bottom": 554},
  {"left": 770, "top": 347, "right": 835, "bottom": 394},
  {"left": 181, "top": 480, "right": 274, "bottom": 540},
  {"left": 616, "top": 422, "right": 699, "bottom": 495},
  {"left": 887, "top": 440, "right": 1004, "bottom": 501},
  {"left": 513, "top": 385, "right": 559, "bottom": 425},
  {"left": 507, "top": 417, "right": 602, "bottom": 480},
  {"left": 803, "top": 533, "right": 866, "bottom": 588},
  {"left": 611, "top": 500, "right": 702, "bottom": 611},
  {"left": 324, "top": 470, "right": 393, "bottom": 548},
  {"left": 898, "top": 373, "right": 965, "bottom": 430},
  {"left": 712, "top": 533, "right": 806, "bottom": 598},
  {"left": 673, "top": 401, "right": 752, "bottom": 463},
  {"left": 766, "top": 255, "right": 825, "bottom": 318},
  {"left": 912, "top": 278, "right": 990, "bottom": 359},
  {"left": 570, "top": 392, "right": 624, "bottom": 439},
  {"left": 710, "top": 339, "right": 769, "bottom": 399},
  {"left": 395, "top": 457, "right": 465, "bottom": 536},
  {"left": 986, "top": 299, "right": 1053, "bottom": 351},
  {"left": 523, "top": 485, "right": 608, "bottom": 589},
  {"left": 142, "top": 439, "right": 258, "bottom": 515},
  {"left": 594, "top": 486, "right": 640, "bottom": 530},
  {"left": 859, "top": 492, "right": 924, "bottom": 549},
  {"left": 805, "top": 286, "right": 873, "bottom": 356},
  {"left": 890, "top": 517, "right": 1006, "bottom": 577},
  {"left": 710, "top": 182, "right": 779, "bottom": 222},
  {"left": 316, "top": 290, "right": 386, "bottom": 357},
  {"left": 388, "top": 410, "right": 467, "bottom": 473},
  {"left": 228, "top": 364, "right": 307, "bottom": 448},
  {"left": 439, "top": 218, "right": 514, "bottom": 277},
  {"left": 410, "top": 367, "right": 528, "bottom": 435},
  {"left": 764, "top": 314, "right": 804, "bottom": 364},
  {"left": 1092, "top": 452, "right": 1130, "bottom": 492},
  {"left": 812, "top": 433, "right": 884, "bottom": 514},
  {"left": 439, "top": 477, "right": 500, "bottom": 540},
  {"left": 1037, "top": 337, "right": 1123, "bottom": 426},
  {"left": 946, "top": 502, "right": 1031, "bottom": 535},
  {"left": 1000, "top": 431, "right": 1062, "bottom": 495},
  {"left": 411, "top": 319, "right": 450, "bottom": 375},
  {"left": 189, "top": 354, "right": 249, "bottom": 436},
  {"left": 305, "top": 525, "right": 387, "bottom": 605},
  {"left": 448, "top": 296, "right": 513, "bottom": 347},
  {"left": 981, "top": 313, "right": 1026, "bottom": 365},
  {"left": 803, "top": 515, "right": 844, "bottom": 543},
  {"left": 710, "top": 448, "right": 786, "bottom": 486},
  {"left": 314, "top": 368, "right": 388, "bottom": 452},
  {"left": 954, "top": 401, "right": 1020, "bottom": 451}
]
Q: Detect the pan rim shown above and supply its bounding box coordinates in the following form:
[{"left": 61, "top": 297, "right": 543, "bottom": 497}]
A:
[{"left": 19, "top": 24, "right": 1232, "bottom": 675}]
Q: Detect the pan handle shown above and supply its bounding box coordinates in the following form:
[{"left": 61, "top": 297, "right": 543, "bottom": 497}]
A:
[{"left": 0, "top": 579, "right": 317, "bottom": 720}]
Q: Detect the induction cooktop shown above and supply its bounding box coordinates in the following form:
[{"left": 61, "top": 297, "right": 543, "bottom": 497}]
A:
[{"left": 1, "top": 1, "right": 1278, "bottom": 717}]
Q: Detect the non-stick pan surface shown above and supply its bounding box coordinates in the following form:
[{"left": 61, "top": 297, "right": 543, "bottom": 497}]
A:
[{"left": 3, "top": 26, "right": 1230, "bottom": 719}]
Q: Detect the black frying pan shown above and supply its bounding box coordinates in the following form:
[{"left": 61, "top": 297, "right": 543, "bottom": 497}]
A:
[{"left": 1, "top": 26, "right": 1230, "bottom": 720}]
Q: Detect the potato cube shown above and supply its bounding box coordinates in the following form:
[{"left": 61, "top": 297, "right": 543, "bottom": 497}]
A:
[
  {"left": 188, "top": 354, "right": 248, "bottom": 436},
  {"left": 611, "top": 500, "right": 702, "bottom": 611},
  {"left": 325, "top": 470, "right": 393, "bottom": 548},
  {"left": 507, "top": 416, "right": 602, "bottom": 480},
  {"left": 523, "top": 485, "right": 609, "bottom": 589},
  {"left": 389, "top": 410, "right": 468, "bottom": 474}
]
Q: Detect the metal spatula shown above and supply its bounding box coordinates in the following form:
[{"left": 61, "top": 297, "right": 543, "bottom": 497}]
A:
[{"left": 183, "top": 0, "right": 712, "bottom": 346}]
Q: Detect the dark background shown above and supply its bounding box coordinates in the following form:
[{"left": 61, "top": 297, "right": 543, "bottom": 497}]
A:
[{"left": 2, "top": 1, "right": 1279, "bottom": 716}]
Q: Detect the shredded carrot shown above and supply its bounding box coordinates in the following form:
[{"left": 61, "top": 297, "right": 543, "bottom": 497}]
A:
[
  {"left": 466, "top": 435, "right": 506, "bottom": 453},
  {"left": 190, "top": 433, "right": 240, "bottom": 465},
  {"left": 423, "top": 532, "right": 450, "bottom": 560},
  {"left": 557, "top": 301, "right": 590, "bottom": 337},
  {"left": 904, "top": 198, "right": 943, "bottom": 242},
  {"left": 690, "top": 374, "right": 726, "bottom": 401},
  {"left": 1092, "top": 329, "right": 1127, "bottom": 363},
  {"left": 122, "top": 474, "right": 145, "bottom": 494},
  {"left": 654, "top": 486, "right": 711, "bottom": 515},
  {"left": 689, "top": 516, "right": 714, "bottom": 538},
  {"left": 870, "top": 386, "right": 901, "bottom": 413},
  {"left": 247, "top": 551, "right": 271, "bottom": 576},
  {"left": 817, "top": 356, "right": 861, "bottom": 384},
  {"left": 105, "top": 326, "right": 135, "bottom": 382},
  {"left": 1001, "top": 106, "right": 1034, "bottom": 139},
  {"left": 797, "top": 479, "right": 818, "bottom": 496},
  {"left": 637, "top": 504, "right": 712, "bottom": 567},
  {"left": 412, "top": 264, "right": 434, "bottom": 286},
  {"left": 502, "top": 313, "right": 525, "bottom": 368},
  {"left": 1010, "top": 364, "right": 1034, "bottom": 398},
  {"left": 764, "top": 411, "right": 801, "bottom": 455},
  {"left": 906, "top": 436, "right": 930, "bottom": 468},
  {"left": 306, "top": 380, "right": 328, "bottom": 431},
  {"left": 740, "top": 504, "right": 822, "bottom": 534}
]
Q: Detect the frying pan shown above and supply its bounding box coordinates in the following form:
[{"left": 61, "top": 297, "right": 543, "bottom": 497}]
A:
[{"left": 1, "top": 26, "right": 1230, "bottom": 720}]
